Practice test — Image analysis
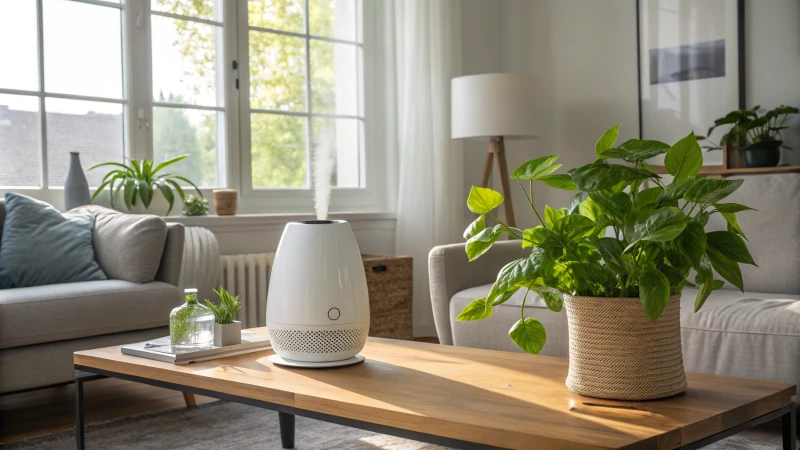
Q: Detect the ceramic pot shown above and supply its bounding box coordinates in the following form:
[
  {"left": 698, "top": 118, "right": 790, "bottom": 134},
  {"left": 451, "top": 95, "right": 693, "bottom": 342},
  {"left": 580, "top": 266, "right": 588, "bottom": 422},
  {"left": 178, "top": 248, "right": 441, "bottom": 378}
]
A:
[
  {"left": 744, "top": 141, "right": 781, "bottom": 168},
  {"left": 564, "top": 294, "right": 687, "bottom": 400},
  {"left": 64, "top": 152, "right": 91, "bottom": 210},
  {"left": 214, "top": 321, "right": 241, "bottom": 347},
  {"left": 267, "top": 220, "right": 370, "bottom": 363}
]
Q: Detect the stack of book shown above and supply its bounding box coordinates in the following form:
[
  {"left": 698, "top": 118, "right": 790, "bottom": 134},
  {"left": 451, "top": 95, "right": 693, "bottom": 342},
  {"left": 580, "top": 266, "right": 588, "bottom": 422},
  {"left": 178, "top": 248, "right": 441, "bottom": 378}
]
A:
[{"left": 122, "top": 330, "right": 271, "bottom": 364}]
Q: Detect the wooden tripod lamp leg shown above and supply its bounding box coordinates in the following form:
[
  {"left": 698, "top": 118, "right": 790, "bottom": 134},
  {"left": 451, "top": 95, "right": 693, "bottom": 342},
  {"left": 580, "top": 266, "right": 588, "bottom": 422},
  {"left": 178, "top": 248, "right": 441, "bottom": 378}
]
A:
[
  {"left": 492, "top": 137, "right": 516, "bottom": 228},
  {"left": 481, "top": 147, "right": 494, "bottom": 188}
]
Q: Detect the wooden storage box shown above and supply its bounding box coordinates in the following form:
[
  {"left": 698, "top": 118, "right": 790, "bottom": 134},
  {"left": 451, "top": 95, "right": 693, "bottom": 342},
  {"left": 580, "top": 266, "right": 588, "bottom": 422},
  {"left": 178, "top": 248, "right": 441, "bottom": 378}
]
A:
[{"left": 362, "top": 254, "right": 413, "bottom": 340}]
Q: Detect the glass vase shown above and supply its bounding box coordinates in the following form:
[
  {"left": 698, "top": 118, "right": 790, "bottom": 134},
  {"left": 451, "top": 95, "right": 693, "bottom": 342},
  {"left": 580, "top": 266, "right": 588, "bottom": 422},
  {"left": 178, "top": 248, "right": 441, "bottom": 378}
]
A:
[{"left": 170, "top": 288, "right": 214, "bottom": 350}]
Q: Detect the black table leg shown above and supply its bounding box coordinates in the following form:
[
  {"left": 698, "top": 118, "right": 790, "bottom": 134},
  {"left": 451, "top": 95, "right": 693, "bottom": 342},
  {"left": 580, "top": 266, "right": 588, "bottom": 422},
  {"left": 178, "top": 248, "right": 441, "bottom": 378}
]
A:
[
  {"left": 279, "top": 412, "right": 295, "bottom": 449},
  {"left": 783, "top": 403, "right": 797, "bottom": 450},
  {"left": 75, "top": 376, "right": 85, "bottom": 450}
]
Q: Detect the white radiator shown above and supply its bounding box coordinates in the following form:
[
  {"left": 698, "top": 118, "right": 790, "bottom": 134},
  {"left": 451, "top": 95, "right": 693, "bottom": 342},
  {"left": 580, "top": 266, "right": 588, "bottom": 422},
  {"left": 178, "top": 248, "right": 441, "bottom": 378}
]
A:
[{"left": 218, "top": 253, "right": 275, "bottom": 328}]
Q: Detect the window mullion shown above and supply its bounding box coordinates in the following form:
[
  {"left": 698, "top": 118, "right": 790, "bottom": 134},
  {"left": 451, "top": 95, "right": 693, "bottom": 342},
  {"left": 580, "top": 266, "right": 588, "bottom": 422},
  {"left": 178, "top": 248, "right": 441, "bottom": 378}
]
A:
[
  {"left": 303, "top": 0, "right": 312, "bottom": 189},
  {"left": 35, "top": 0, "right": 48, "bottom": 189}
]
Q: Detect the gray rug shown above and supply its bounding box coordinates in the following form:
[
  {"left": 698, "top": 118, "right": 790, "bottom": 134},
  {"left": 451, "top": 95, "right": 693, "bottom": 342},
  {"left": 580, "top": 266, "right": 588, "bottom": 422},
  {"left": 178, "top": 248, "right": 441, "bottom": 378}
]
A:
[{"left": 0, "top": 401, "right": 790, "bottom": 449}]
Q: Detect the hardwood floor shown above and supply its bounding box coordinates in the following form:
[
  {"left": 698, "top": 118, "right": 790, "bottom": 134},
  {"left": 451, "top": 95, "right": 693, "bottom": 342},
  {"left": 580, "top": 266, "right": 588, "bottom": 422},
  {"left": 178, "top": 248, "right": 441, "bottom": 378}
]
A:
[{"left": 0, "top": 378, "right": 216, "bottom": 444}]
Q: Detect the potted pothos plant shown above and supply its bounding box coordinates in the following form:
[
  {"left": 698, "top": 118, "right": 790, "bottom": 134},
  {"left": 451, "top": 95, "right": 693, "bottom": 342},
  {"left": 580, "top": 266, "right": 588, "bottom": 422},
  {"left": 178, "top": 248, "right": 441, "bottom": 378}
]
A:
[
  {"left": 459, "top": 124, "right": 755, "bottom": 400},
  {"left": 706, "top": 104, "right": 798, "bottom": 168}
]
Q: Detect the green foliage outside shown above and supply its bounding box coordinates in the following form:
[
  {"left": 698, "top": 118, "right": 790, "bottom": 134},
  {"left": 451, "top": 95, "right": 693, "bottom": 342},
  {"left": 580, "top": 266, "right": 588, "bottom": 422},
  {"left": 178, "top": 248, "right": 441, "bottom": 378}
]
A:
[
  {"left": 459, "top": 124, "right": 756, "bottom": 355},
  {"left": 155, "top": 0, "right": 350, "bottom": 188}
]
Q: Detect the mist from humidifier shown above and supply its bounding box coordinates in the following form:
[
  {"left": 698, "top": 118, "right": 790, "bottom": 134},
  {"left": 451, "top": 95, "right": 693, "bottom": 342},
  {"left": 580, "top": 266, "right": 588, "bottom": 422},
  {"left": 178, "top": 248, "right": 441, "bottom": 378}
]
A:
[{"left": 313, "top": 129, "right": 335, "bottom": 220}]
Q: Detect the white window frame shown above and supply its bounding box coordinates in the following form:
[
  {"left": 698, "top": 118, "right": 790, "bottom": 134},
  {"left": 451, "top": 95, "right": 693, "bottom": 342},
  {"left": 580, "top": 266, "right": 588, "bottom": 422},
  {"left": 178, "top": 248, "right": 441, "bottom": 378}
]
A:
[
  {"left": 2, "top": 0, "right": 388, "bottom": 215},
  {"left": 235, "top": 0, "right": 385, "bottom": 214}
]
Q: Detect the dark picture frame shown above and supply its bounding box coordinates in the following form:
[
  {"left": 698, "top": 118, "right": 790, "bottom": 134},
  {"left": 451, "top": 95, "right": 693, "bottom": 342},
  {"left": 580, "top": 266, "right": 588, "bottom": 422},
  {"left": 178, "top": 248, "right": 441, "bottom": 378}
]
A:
[{"left": 636, "top": 0, "right": 745, "bottom": 164}]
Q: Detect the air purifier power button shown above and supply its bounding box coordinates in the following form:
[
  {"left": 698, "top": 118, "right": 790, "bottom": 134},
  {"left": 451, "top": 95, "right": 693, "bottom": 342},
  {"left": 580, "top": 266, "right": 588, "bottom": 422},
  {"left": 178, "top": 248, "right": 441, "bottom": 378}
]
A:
[{"left": 328, "top": 307, "right": 341, "bottom": 321}]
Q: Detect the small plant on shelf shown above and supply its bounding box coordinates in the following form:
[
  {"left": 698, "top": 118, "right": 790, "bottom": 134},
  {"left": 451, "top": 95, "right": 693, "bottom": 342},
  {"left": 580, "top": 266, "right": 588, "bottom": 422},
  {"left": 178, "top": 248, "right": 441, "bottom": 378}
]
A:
[
  {"left": 182, "top": 194, "right": 209, "bottom": 216},
  {"left": 90, "top": 155, "right": 202, "bottom": 215}
]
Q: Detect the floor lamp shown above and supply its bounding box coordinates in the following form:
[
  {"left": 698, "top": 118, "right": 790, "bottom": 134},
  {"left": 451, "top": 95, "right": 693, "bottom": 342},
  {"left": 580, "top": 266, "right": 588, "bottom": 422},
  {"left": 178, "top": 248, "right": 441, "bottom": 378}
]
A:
[{"left": 451, "top": 74, "right": 538, "bottom": 228}]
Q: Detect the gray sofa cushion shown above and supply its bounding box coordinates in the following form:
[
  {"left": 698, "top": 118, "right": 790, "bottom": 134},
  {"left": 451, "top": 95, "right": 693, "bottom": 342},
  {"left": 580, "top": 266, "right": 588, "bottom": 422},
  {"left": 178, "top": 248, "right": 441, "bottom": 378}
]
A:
[
  {"left": 0, "top": 193, "right": 106, "bottom": 289},
  {"left": 70, "top": 206, "right": 168, "bottom": 283},
  {"left": 705, "top": 173, "right": 800, "bottom": 295},
  {"left": 0, "top": 279, "right": 179, "bottom": 349},
  {"left": 0, "top": 200, "right": 5, "bottom": 244}
]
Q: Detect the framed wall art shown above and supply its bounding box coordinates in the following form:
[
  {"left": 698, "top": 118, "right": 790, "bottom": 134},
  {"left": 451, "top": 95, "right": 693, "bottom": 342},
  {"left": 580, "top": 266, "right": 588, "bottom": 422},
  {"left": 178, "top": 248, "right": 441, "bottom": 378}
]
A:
[{"left": 637, "top": 0, "right": 745, "bottom": 166}]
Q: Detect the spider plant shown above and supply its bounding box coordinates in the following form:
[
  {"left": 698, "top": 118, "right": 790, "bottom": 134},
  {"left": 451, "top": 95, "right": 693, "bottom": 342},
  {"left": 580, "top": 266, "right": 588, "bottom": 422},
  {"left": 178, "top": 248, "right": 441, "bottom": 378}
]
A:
[
  {"left": 204, "top": 287, "right": 241, "bottom": 324},
  {"left": 89, "top": 155, "right": 202, "bottom": 215}
]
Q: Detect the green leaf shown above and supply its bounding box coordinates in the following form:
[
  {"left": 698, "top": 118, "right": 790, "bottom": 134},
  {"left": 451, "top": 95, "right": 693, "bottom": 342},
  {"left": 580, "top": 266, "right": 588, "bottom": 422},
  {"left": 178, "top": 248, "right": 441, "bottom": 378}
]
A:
[
  {"left": 138, "top": 179, "right": 153, "bottom": 208},
  {"left": 568, "top": 163, "right": 652, "bottom": 192},
  {"left": 465, "top": 225, "right": 502, "bottom": 261},
  {"left": 655, "top": 176, "right": 698, "bottom": 207},
  {"left": 509, "top": 317, "right": 546, "bottom": 354},
  {"left": 164, "top": 179, "right": 186, "bottom": 201},
  {"left": 539, "top": 291, "right": 563, "bottom": 312},
  {"left": 130, "top": 159, "right": 142, "bottom": 179},
  {"left": 714, "top": 203, "right": 755, "bottom": 213},
  {"left": 684, "top": 178, "right": 744, "bottom": 205},
  {"left": 707, "top": 247, "right": 744, "bottom": 291},
  {"left": 568, "top": 192, "right": 583, "bottom": 214},
  {"left": 467, "top": 186, "right": 504, "bottom": 214},
  {"left": 639, "top": 268, "right": 670, "bottom": 320},
  {"left": 588, "top": 191, "right": 631, "bottom": 222},
  {"left": 721, "top": 212, "right": 746, "bottom": 240},
  {"left": 91, "top": 179, "right": 114, "bottom": 201},
  {"left": 595, "top": 123, "right": 621, "bottom": 157},
  {"left": 679, "top": 221, "right": 706, "bottom": 268},
  {"left": 488, "top": 257, "right": 540, "bottom": 305},
  {"left": 522, "top": 226, "right": 561, "bottom": 249},
  {"left": 456, "top": 298, "right": 492, "bottom": 321},
  {"left": 123, "top": 178, "right": 136, "bottom": 210},
  {"left": 553, "top": 214, "right": 595, "bottom": 243},
  {"left": 463, "top": 214, "right": 486, "bottom": 240},
  {"left": 626, "top": 206, "right": 687, "bottom": 251},
  {"left": 578, "top": 196, "right": 603, "bottom": 221},
  {"left": 511, "top": 155, "right": 559, "bottom": 180},
  {"left": 544, "top": 205, "right": 564, "bottom": 229},
  {"left": 168, "top": 175, "right": 203, "bottom": 197},
  {"left": 595, "top": 237, "right": 628, "bottom": 273},
  {"left": 706, "top": 231, "right": 755, "bottom": 265},
  {"left": 636, "top": 186, "right": 663, "bottom": 208},
  {"left": 152, "top": 154, "right": 188, "bottom": 176},
  {"left": 598, "top": 139, "right": 670, "bottom": 162},
  {"left": 536, "top": 174, "right": 578, "bottom": 190},
  {"left": 88, "top": 161, "right": 133, "bottom": 174},
  {"left": 491, "top": 288, "right": 521, "bottom": 307},
  {"left": 156, "top": 182, "right": 175, "bottom": 216},
  {"left": 664, "top": 131, "right": 703, "bottom": 182}
]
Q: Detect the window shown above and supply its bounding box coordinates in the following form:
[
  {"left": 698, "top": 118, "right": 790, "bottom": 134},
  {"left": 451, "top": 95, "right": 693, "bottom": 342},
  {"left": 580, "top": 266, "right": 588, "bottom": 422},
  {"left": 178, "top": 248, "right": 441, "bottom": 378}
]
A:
[
  {"left": 243, "top": 0, "right": 364, "bottom": 190},
  {"left": 150, "top": 0, "right": 227, "bottom": 188},
  {"left": 0, "top": 0, "right": 379, "bottom": 213},
  {"left": 0, "top": 0, "right": 125, "bottom": 188}
]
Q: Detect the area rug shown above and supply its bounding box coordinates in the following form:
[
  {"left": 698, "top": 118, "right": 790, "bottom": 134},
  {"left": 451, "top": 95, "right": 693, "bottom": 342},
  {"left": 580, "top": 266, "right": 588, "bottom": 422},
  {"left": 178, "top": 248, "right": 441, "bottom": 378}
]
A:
[{"left": 0, "top": 401, "right": 790, "bottom": 449}]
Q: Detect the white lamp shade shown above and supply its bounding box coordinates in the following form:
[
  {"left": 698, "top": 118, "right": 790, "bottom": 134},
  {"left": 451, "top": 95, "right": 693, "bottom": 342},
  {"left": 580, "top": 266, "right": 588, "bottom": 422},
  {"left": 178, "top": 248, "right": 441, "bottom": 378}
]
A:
[{"left": 451, "top": 73, "right": 539, "bottom": 140}]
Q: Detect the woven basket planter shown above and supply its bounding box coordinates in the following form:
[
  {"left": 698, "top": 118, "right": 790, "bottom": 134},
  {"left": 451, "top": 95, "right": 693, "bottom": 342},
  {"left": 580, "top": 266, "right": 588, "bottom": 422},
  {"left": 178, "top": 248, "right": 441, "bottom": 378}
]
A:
[{"left": 564, "top": 294, "right": 687, "bottom": 401}]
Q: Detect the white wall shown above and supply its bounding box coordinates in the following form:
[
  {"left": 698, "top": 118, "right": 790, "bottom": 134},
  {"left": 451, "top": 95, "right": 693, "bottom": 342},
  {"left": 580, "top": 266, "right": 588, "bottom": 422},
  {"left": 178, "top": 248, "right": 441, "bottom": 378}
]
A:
[
  {"left": 464, "top": 0, "right": 800, "bottom": 227},
  {"left": 746, "top": 0, "right": 800, "bottom": 165}
]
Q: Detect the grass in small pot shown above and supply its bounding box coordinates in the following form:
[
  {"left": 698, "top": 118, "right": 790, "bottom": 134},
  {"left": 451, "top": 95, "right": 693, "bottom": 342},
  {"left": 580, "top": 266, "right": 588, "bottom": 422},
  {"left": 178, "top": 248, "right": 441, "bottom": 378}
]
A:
[
  {"left": 205, "top": 287, "right": 241, "bottom": 324},
  {"left": 459, "top": 124, "right": 756, "bottom": 354}
]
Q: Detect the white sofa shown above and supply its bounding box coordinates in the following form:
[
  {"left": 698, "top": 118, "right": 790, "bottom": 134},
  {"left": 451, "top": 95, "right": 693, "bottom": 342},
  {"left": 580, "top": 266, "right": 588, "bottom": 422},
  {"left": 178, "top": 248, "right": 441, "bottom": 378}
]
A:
[{"left": 429, "top": 174, "right": 800, "bottom": 393}]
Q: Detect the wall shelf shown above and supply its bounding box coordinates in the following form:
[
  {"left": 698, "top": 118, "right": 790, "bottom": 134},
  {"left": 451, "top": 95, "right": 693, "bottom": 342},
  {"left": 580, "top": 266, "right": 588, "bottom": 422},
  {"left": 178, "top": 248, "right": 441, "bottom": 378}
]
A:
[{"left": 649, "top": 165, "right": 800, "bottom": 178}]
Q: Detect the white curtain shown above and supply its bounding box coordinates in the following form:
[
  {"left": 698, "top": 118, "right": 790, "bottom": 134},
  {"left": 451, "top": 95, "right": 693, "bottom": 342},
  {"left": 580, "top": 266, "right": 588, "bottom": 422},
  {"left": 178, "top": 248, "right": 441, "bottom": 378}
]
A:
[{"left": 379, "top": 0, "right": 464, "bottom": 337}]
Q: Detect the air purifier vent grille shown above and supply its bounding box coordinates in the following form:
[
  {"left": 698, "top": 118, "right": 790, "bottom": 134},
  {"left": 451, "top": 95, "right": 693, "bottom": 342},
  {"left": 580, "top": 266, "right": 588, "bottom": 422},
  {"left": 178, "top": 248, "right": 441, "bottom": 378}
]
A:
[{"left": 270, "top": 327, "right": 368, "bottom": 354}]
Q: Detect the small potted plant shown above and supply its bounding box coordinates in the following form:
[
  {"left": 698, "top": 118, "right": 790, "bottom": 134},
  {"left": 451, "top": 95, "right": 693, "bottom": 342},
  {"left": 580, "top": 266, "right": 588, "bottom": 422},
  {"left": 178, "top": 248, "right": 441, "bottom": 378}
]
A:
[
  {"left": 182, "top": 194, "right": 210, "bottom": 216},
  {"left": 706, "top": 104, "right": 798, "bottom": 168},
  {"left": 460, "top": 124, "right": 755, "bottom": 400},
  {"left": 204, "top": 287, "right": 242, "bottom": 346}
]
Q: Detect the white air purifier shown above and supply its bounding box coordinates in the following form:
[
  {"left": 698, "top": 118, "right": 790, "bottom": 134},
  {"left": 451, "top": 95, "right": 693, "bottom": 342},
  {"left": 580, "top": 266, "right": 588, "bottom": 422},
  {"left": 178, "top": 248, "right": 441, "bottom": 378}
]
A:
[{"left": 266, "top": 220, "right": 370, "bottom": 368}]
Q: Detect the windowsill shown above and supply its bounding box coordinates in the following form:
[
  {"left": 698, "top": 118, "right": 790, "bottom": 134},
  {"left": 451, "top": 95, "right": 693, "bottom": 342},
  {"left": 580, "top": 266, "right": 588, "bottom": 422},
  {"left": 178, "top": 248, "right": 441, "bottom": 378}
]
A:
[{"left": 164, "top": 211, "right": 396, "bottom": 229}]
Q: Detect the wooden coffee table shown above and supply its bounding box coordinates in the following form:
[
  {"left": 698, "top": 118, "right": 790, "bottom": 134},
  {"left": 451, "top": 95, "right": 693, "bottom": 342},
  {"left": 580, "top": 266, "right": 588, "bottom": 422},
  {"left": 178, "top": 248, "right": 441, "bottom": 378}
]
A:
[{"left": 74, "top": 328, "right": 796, "bottom": 450}]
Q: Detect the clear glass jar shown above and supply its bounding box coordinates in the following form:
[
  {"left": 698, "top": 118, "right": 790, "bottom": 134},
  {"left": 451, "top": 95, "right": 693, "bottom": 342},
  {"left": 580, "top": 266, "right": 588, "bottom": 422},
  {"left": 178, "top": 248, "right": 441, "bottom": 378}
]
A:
[{"left": 170, "top": 288, "right": 214, "bottom": 350}]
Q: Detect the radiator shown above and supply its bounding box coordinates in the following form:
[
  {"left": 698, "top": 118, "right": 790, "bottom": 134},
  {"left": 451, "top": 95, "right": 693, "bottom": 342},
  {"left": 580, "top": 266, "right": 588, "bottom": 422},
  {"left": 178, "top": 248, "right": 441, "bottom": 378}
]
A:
[{"left": 218, "top": 253, "right": 275, "bottom": 328}]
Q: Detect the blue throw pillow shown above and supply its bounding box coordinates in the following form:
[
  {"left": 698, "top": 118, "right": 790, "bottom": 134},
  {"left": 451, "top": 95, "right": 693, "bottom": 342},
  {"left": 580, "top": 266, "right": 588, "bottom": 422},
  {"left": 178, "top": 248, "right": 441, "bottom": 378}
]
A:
[{"left": 0, "top": 193, "right": 107, "bottom": 289}]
